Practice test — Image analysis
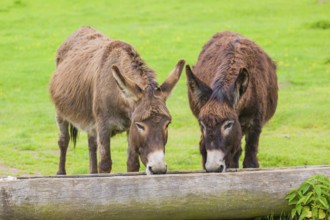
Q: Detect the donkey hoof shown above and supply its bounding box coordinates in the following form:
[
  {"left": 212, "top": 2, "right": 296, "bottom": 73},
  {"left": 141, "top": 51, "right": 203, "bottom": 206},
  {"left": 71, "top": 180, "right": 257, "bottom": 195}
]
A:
[{"left": 56, "top": 171, "right": 66, "bottom": 175}]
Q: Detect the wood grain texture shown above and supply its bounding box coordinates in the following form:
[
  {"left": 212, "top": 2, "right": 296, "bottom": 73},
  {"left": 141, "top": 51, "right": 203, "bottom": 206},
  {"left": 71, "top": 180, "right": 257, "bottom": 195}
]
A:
[{"left": 1, "top": 166, "right": 330, "bottom": 220}]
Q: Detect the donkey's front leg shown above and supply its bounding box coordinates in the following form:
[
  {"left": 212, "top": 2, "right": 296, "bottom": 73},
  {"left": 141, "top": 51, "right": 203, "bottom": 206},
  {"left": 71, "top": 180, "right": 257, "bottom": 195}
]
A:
[
  {"left": 199, "top": 136, "right": 207, "bottom": 170},
  {"left": 126, "top": 131, "right": 140, "bottom": 172},
  {"left": 231, "top": 146, "right": 242, "bottom": 169},
  {"left": 88, "top": 133, "right": 98, "bottom": 174},
  {"left": 96, "top": 122, "right": 112, "bottom": 173},
  {"left": 243, "top": 124, "right": 261, "bottom": 168},
  {"left": 127, "top": 148, "right": 140, "bottom": 172}
]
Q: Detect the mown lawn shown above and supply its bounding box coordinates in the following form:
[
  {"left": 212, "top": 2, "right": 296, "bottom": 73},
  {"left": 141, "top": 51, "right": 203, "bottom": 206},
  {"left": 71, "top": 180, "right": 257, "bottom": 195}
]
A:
[{"left": 0, "top": 0, "right": 329, "bottom": 176}]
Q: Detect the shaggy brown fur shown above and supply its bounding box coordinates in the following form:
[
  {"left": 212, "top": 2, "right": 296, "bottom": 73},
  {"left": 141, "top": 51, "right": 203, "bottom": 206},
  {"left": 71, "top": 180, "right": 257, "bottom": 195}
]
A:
[
  {"left": 186, "top": 31, "right": 278, "bottom": 171},
  {"left": 50, "top": 26, "right": 184, "bottom": 174}
]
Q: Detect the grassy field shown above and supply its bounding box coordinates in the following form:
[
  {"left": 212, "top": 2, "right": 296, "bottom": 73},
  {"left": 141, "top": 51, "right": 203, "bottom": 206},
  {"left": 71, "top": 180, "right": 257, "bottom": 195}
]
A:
[{"left": 0, "top": 0, "right": 329, "bottom": 176}]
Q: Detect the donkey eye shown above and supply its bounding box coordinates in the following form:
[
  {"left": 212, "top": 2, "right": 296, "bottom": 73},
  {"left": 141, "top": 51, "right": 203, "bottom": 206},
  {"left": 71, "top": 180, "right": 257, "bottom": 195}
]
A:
[
  {"left": 135, "top": 122, "right": 145, "bottom": 132},
  {"left": 224, "top": 120, "right": 234, "bottom": 130},
  {"left": 165, "top": 121, "right": 171, "bottom": 129}
]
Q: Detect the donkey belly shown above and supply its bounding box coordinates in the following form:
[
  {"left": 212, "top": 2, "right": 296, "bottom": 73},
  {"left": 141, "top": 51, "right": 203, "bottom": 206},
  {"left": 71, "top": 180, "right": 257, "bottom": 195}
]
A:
[
  {"left": 50, "top": 70, "right": 96, "bottom": 133},
  {"left": 55, "top": 103, "right": 96, "bottom": 133}
]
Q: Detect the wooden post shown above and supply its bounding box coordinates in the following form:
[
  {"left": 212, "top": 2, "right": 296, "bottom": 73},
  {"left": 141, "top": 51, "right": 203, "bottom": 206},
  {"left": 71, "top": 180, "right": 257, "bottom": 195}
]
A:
[{"left": 1, "top": 166, "right": 329, "bottom": 220}]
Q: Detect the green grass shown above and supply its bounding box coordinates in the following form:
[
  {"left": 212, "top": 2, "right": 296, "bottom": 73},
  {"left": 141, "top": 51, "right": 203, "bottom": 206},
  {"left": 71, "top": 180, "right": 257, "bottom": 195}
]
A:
[{"left": 0, "top": 0, "right": 329, "bottom": 176}]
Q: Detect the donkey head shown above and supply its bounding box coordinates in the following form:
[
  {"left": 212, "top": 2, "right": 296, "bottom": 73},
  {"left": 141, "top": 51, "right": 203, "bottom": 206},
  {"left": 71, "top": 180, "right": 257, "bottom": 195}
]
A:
[
  {"left": 186, "top": 65, "right": 249, "bottom": 172},
  {"left": 112, "top": 60, "right": 185, "bottom": 175}
]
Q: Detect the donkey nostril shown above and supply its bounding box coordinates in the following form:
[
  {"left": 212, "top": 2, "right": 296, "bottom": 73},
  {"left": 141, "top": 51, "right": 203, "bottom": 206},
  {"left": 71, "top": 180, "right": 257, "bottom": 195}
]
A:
[
  {"left": 219, "top": 165, "right": 224, "bottom": 173},
  {"left": 148, "top": 166, "right": 154, "bottom": 174}
]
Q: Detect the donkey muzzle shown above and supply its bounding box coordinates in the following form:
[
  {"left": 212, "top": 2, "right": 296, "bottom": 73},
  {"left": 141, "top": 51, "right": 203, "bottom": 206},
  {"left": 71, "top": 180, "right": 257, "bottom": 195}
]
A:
[
  {"left": 205, "top": 150, "right": 226, "bottom": 173},
  {"left": 146, "top": 151, "right": 167, "bottom": 175}
]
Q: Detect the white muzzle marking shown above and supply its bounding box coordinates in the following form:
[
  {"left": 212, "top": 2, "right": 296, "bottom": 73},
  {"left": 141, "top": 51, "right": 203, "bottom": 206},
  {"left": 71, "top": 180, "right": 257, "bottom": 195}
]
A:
[
  {"left": 146, "top": 150, "right": 167, "bottom": 175},
  {"left": 205, "top": 150, "right": 226, "bottom": 172}
]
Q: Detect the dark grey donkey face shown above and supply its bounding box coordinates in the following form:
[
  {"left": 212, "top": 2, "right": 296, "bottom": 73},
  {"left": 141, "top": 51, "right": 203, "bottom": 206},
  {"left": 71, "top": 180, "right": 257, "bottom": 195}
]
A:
[
  {"left": 198, "top": 111, "right": 242, "bottom": 173},
  {"left": 186, "top": 65, "right": 249, "bottom": 172}
]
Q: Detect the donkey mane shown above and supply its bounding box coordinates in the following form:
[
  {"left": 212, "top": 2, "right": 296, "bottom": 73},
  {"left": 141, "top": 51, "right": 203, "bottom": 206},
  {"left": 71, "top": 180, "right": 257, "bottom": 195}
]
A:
[
  {"left": 101, "top": 40, "right": 159, "bottom": 91},
  {"left": 207, "top": 37, "right": 253, "bottom": 105},
  {"left": 137, "top": 93, "right": 170, "bottom": 121},
  {"left": 210, "top": 37, "right": 253, "bottom": 91}
]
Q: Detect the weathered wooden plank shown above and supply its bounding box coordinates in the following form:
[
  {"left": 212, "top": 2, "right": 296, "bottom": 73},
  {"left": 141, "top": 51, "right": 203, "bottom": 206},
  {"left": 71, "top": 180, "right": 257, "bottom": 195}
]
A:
[{"left": 1, "top": 166, "right": 329, "bottom": 220}]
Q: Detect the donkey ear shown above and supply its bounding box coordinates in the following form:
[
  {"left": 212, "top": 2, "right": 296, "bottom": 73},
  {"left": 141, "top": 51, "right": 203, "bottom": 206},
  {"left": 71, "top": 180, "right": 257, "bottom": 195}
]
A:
[
  {"left": 112, "top": 65, "right": 144, "bottom": 102},
  {"left": 159, "top": 59, "right": 185, "bottom": 101},
  {"left": 233, "top": 68, "right": 249, "bottom": 106},
  {"left": 186, "top": 65, "right": 212, "bottom": 108}
]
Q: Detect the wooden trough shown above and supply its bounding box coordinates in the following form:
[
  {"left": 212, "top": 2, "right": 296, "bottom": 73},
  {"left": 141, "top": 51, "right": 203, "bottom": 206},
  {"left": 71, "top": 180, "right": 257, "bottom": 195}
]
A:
[{"left": 1, "top": 166, "right": 329, "bottom": 220}]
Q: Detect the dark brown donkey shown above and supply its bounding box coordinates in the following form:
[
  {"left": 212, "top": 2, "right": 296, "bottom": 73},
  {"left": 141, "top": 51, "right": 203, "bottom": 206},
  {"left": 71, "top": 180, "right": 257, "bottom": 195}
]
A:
[
  {"left": 50, "top": 26, "right": 185, "bottom": 175},
  {"left": 186, "top": 31, "right": 278, "bottom": 172}
]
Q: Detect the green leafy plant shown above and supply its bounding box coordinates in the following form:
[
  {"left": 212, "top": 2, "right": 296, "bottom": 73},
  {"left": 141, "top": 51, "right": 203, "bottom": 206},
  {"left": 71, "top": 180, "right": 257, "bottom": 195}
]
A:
[{"left": 286, "top": 175, "right": 330, "bottom": 220}]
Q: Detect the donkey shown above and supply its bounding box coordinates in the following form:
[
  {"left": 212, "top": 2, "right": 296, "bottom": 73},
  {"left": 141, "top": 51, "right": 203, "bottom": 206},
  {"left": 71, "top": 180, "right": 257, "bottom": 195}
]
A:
[
  {"left": 50, "top": 26, "right": 185, "bottom": 175},
  {"left": 186, "top": 31, "right": 278, "bottom": 172}
]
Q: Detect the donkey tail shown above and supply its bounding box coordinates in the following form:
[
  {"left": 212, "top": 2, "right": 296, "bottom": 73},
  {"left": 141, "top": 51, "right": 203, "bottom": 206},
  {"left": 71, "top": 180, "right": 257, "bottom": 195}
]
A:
[{"left": 69, "top": 123, "right": 78, "bottom": 148}]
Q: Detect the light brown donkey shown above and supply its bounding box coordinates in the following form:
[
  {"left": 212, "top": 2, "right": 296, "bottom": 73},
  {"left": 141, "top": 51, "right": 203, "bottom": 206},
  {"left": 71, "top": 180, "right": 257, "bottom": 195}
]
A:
[{"left": 50, "top": 26, "right": 185, "bottom": 175}]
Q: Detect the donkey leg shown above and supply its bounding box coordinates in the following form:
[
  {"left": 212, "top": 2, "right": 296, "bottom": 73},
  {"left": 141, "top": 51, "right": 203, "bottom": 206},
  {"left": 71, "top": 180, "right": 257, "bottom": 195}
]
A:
[
  {"left": 56, "top": 115, "right": 69, "bottom": 175},
  {"left": 232, "top": 146, "right": 242, "bottom": 168},
  {"left": 96, "top": 122, "right": 112, "bottom": 173},
  {"left": 88, "top": 133, "right": 98, "bottom": 174},
  {"left": 127, "top": 149, "right": 140, "bottom": 172},
  {"left": 199, "top": 137, "right": 207, "bottom": 170},
  {"left": 243, "top": 124, "right": 262, "bottom": 168},
  {"left": 127, "top": 131, "right": 140, "bottom": 172}
]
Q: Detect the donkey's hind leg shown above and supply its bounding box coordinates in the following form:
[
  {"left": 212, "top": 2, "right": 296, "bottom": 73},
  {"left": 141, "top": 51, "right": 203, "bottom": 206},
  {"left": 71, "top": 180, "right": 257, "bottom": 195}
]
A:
[{"left": 56, "top": 114, "right": 70, "bottom": 175}]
